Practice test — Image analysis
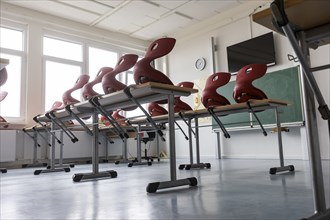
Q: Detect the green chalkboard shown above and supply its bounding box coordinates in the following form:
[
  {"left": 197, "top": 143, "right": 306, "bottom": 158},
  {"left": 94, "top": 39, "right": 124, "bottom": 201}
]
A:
[{"left": 212, "top": 66, "right": 304, "bottom": 129}]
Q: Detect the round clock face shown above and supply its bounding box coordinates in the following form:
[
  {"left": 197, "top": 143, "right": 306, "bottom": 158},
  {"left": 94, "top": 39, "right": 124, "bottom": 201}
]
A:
[{"left": 195, "top": 58, "right": 206, "bottom": 71}]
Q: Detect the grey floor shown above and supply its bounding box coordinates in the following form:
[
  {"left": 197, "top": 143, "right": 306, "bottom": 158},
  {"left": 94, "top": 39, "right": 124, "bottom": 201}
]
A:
[{"left": 0, "top": 158, "right": 329, "bottom": 220}]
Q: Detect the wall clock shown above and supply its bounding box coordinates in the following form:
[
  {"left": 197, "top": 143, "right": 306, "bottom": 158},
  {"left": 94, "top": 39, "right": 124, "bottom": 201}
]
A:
[{"left": 195, "top": 58, "right": 206, "bottom": 71}]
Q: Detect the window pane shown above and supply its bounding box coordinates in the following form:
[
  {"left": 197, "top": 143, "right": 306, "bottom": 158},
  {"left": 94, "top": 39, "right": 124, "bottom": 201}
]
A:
[
  {"left": 44, "top": 61, "right": 81, "bottom": 110},
  {"left": 0, "top": 27, "right": 23, "bottom": 51},
  {"left": 0, "top": 54, "right": 21, "bottom": 117},
  {"left": 44, "top": 37, "right": 82, "bottom": 61},
  {"left": 88, "top": 47, "right": 118, "bottom": 95}
]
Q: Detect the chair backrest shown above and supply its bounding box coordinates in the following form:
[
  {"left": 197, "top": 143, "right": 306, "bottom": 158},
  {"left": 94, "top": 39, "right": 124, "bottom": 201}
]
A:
[
  {"left": 0, "top": 91, "right": 8, "bottom": 102},
  {"left": 102, "top": 54, "right": 138, "bottom": 94},
  {"left": 0, "top": 68, "right": 8, "bottom": 87},
  {"left": 82, "top": 67, "right": 113, "bottom": 100},
  {"left": 233, "top": 64, "right": 268, "bottom": 103},
  {"left": 111, "top": 110, "right": 128, "bottom": 126},
  {"left": 133, "top": 38, "right": 175, "bottom": 85},
  {"left": 62, "top": 74, "right": 90, "bottom": 106},
  {"left": 202, "top": 72, "right": 231, "bottom": 108},
  {"left": 148, "top": 102, "right": 168, "bottom": 116},
  {"left": 174, "top": 82, "right": 193, "bottom": 112}
]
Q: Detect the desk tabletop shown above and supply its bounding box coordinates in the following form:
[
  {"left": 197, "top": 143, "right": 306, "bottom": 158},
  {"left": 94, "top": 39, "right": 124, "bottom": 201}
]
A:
[
  {"left": 253, "top": 0, "right": 330, "bottom": 32},
  {"left": 253, "top": 0, "right": 330, "bottom": 47},
  {"left": 130, "top": 99, "right": 290, "bottom": 124},
  {"left": 36, "top": 82, "right": 198, "bottom": 122}
]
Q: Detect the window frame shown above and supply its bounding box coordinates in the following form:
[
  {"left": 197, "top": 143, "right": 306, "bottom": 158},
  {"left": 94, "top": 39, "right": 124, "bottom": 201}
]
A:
[
  {"left": 41, "top": 30, "right": 145, "bottom": 113},
  {"left": 0, "top": 22, "right": 27, "bottom": 123}
]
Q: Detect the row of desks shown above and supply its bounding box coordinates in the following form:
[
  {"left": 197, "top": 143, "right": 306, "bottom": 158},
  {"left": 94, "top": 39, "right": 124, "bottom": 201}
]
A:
[{"left": 32, "top": 80, "right": 292, "bottom": 192}]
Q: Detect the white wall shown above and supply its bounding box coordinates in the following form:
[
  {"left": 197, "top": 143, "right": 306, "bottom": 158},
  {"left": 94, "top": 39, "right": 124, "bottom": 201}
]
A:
[{"left": 168, "top": 3, "right": 330, "bottom": 160}]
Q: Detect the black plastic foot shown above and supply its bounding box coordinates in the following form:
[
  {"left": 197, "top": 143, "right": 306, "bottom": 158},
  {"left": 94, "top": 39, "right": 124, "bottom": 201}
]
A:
[
  {"left": 72, "top": 174, "right": 83, "bottom": 182},
  {"left": 69, "top": 164, "right": 75, "bottom": 168},
  {"left": 269, "top": 165, "right": 295, "bottom": 175},
  {"left": 185, "top": 165, "right": 191, "bottom": 170},
  {"left": 1, "top": 168, "right": 7, "bottom": 173},
  {"left": 146, "top": 182, "right": 160, "bottom": 193},
  {"left": 188, "top": 177, "right": 198, "bottom": 186},
  {"left": 178, "top": 164, "right": 185, "bottom": 170},
  {"left": 34, "top": 170, "right": 42, "bottom": 175},
  {"left": 115, "top": 161, "right": 120, "bottom": 165},
  {"left": 110, "top": 171, "right": 117, "bottom": 178},
  {"left": 64, "top": 168, "right": 70, "bottom": 172}
]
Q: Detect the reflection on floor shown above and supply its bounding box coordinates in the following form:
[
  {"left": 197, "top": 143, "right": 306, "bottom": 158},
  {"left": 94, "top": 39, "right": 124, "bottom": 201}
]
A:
[{"left": 0, "top": 158, "right": 329, "bottom": 220}]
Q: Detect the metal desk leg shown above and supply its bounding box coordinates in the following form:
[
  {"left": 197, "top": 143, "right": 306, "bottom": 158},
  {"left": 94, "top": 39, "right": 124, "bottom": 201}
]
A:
[
  {"left": 269, "top": 107, "right": 294, "bottom": 174},
  {"left": 72, "top": 111, "right": 117, "bottom": 182},
  {"left": 34, "top": 123, "right": 70, "bottom": 175},
  {"left": 22, "top": 129, "right": 48, "bottom": 168},
  {"left": 216, "top": 131, "right": 221, "bottom": 159},
  {"left": 270, "top": 2, "right": 329, "bottom": 217},
  {"left": 156, "top": 131, "right": 160, "bottom": 162},
  {"left": 49, "top": 130, "right": 75, "bottom": 169},
  {"left": 146, "top": 94, "right": 197, "bottom": 193},
  {"left": 184, "top": 117, "right": 211, "bottom": 170},
  {"left": 178, "top": 118, "right": 194, "bottom": 170}
]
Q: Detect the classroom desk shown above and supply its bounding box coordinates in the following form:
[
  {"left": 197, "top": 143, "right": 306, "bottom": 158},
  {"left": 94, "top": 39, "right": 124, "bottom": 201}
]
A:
[
  {"left": 131, "top": 99, "right": 293, "bottom": 174},
  {"left": 35, "top": 82, "right": 198, "bottom": 192},
  {"left": 253, "top": 0, "right": 330, "bottom": 48},
  {"left": 253, "top": 0, "right": 330, "bottom": 219}
]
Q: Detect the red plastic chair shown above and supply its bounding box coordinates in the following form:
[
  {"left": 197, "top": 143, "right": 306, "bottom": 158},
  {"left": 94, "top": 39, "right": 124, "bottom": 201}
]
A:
[
  {"left": 0, "top": 68, "right": 8, "bottom": 87},
  {"left": 147, "top": 82, "right": 194, "bottom": 116},
  {"left": 111, "top": 110, "right": 128, "bottom": 126},
  {"left": 174, "top": 82, "right": 194, "bottom": 112},
  {"left": 48, "top": 74, "right": 90, "bottom": 112},
  {"left": 202, "top": 72, "right": 231, "bottom": 108},
  {"left": 133, "top": 37, "right": 174, "bottom": 89},
  {"left": 82, "top": 67, "right": 113, "bottom": 100},
  {"left": 233, "top": 64, "right": 267, "bottom": 103},
  {"left": 0, "top": 68, "right": 8, "bottom": 126},
  {"left": 102, "top": 54, "right": 138, "bottom": 94},
  {"left": 62, "top": 74, "right": 90, "bottom": 106},
  {"left": 0, "top": 91, "right": 8, "bottom": 125},
  {"left": 147, "top": 102, "right": 168, "bottom": 117}
]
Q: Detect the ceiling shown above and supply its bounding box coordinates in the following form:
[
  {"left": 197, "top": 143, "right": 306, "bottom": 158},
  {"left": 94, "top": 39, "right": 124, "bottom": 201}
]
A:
[{"left": 3, "top": 0, "right": 251, "bottom": 41}]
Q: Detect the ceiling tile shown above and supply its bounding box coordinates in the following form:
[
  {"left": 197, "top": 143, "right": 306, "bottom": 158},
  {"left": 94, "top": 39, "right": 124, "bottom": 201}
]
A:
[
  {"left": 94, "top": 0, "right": 124, "bottom": 8},
  {"left": 96, "top": 1, "right": 169, "bottom": 31},
  {"left": 151, "top": 0, "right": 188, "bottom": 9},
  {"left": 132, "top": 13, "right": 194, "bottom": 40},
  {"left": 195, "top": 0, "right": 240, "bottom": 13},
  {"left": 5, "top": 1, "right": 99, "bottom": 24},
  {"left": 57, "top": 0, "right": 113, "bottom": 15}
]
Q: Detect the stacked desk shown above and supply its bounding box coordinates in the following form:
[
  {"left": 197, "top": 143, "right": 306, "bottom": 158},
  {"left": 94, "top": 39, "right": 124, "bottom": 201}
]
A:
[{"left": 35, "top": 82, "right": 198, "bottom": 193}]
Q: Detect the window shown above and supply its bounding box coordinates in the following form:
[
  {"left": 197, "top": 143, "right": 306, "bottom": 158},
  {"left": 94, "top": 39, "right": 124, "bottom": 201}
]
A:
[
  {"left": 88, "top": 47, "right": 118, "bottom": 95},
  {"left": 42, "top": 34, "right": 144, "bottom": 119},
  {"left": 43, "top": 36, "right": 83, "bottom": 111},
  {"left": 44, "top": 61, "right": 81, "bottom": 110},
  {"left": 0, "top": 26, "right": 25, "bottom": 119}
]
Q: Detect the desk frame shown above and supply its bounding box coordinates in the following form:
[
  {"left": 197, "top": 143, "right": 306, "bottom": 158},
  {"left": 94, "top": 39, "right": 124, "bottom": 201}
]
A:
[
  {"left": 254, "top": 1, "right": 330, "bottom": 218},
  {"left": 35, "top": 82, "right": 198, "bottom": 192}
]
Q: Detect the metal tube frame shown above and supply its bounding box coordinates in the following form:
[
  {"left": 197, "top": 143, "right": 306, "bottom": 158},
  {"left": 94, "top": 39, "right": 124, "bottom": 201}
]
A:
[{"left": 71, "top": 110, "right": 117, "bottom": 182}]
